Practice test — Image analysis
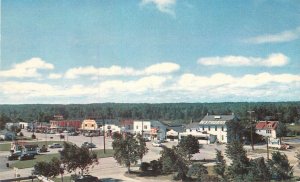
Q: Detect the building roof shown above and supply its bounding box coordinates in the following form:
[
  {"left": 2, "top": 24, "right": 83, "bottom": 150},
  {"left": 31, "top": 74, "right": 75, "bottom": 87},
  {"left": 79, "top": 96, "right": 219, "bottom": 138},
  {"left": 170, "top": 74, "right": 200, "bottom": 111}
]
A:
[
  {"left": 185, "top": 122, "right": 199, "bottom": 129},
  {"left": 167, "top": 126, "right": 185, "bottom": 133},
  {"left": 199, "top": 115, "right": 236, "bottom": 125},
  {"left": 256, "top": 121, "right": 278, "bottom": 130}
]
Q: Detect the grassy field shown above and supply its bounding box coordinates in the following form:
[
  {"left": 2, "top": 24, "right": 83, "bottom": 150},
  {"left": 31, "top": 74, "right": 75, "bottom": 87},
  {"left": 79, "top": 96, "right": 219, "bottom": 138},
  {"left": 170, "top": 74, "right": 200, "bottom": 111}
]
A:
[
  {"left": 11, "top": 149, "right": 114, "bottom": 169},
  {"left": 287, "top": 124, "right": 300, "bottom": 132},
  {"left": 0, "top": 141, "right": 65, "bottom": 151}
]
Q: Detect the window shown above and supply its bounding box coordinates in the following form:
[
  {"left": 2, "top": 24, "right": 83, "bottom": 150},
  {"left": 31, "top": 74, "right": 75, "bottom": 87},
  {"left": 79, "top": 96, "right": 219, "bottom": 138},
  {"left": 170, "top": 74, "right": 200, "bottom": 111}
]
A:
[
  {"left": 85, "top": 124, "right": 87, "bottom": 127},
  {"left": 221, "top": 126, "right": 224, "bottom": 131},
  {"left": 202, "top": 126, "right": 204, "bottom": 131},
  {"left": 208, "top": 126, "right": 210, "bottom": 131},
  {"left": 136, "top": 126, "right": 138, "bottom": 129},
  {"left": 91, "top": 124, "right": 94, "bottom": 127},
  {"left": 144, "top": 125, "right": 147, "bottom": 129},
  {"left": 215, "top": 126, "right": 217, "bottom": 131},
  {"left": 222, "top": 135, "right": 224, "bottom": 140}
]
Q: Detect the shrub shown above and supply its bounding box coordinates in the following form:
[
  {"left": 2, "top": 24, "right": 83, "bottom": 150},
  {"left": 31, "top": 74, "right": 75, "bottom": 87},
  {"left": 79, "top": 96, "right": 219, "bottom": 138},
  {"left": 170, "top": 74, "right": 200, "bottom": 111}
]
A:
[
  {"left": 150, "top": 160, "right": 162, "bottom": 173},
  {"left": 140, "top": 162, "right": 150, "bottom": 172},
  {"left": 32, "top": 134, "right": 36, "bottom": 139}
]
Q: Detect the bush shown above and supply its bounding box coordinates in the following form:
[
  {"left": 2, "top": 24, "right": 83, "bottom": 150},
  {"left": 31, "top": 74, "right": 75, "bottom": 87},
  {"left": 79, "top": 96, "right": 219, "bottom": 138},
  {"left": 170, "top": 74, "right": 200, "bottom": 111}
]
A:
[
  {"left": 32, "top": 134, "right": 36, "bottom": 139},
  {"left": 19, "top": 132, "right": 24, "bottom": 137},
  {"left": 150, "top": 160, "right": 162, "bottom": 173},
  {"left": 140, "top": 162, "right": 150, "bottom": 172}
]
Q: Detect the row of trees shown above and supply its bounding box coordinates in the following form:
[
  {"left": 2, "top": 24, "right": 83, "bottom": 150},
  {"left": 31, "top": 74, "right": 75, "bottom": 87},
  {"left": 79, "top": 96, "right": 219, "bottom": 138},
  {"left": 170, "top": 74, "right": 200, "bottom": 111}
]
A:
[
  {"left": 1, "top": 102, "right": 299, "bottom": 124},
  {"left": 112, "top": 133, "right": 295, "bottom": 181},
  {"left": 34, "top": 142, "right": 98, "bottom": 179},
  {"left": 221, "top": 141, "right": 293, "bottom": 181}
]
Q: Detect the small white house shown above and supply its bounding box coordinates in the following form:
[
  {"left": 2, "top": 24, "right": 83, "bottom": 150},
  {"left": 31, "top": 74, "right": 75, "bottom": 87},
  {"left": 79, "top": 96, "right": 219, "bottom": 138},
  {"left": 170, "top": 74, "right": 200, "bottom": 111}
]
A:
[
  {"left": 179, "top": 122, "right": 210, "bottom": 144},
  {"left": 199, "top": 114, "right": 237, "bottom": 143},
  {"left": 255, "top": 121, "right": 278, "bottom": 138}
]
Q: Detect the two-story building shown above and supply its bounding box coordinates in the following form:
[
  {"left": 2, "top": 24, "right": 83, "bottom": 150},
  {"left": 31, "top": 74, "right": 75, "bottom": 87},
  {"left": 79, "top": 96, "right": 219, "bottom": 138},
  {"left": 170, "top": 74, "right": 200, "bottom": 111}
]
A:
[
  {"left": 133, "top": 120, "right": 151, "bottom": 140},
  {"left": 199, "top": 114, "right": 238, "bottom": 143},
  {"left": 50, "top": 115, "right": 81, "bottom": 132},
  {"left": 255, "top": 121, "right": 278, "bottom": 138}
]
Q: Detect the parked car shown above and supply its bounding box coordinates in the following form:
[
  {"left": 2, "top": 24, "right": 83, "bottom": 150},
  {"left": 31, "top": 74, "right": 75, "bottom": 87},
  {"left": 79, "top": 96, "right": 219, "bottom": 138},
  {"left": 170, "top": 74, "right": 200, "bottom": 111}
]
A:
[
  {"left": 48, "top": 143, "right": 62, "bottom": 149},
  {"left": 72, "top": 175, "right": 99, "bottom": 182},
  {"left": 19, "top": 154, "right": 35, "bottom": 161},
  {"left": 152, "top": 141, "right": 162, "bottom": 147},
  {"left": 82, "top": 142, "right": 96, "bottom": 148},
  {"left": 7, "top": 153, "right": 20, "bottom": 161},
  {"left": 69, "top": 132, "right": 79, "bottom": 136}
]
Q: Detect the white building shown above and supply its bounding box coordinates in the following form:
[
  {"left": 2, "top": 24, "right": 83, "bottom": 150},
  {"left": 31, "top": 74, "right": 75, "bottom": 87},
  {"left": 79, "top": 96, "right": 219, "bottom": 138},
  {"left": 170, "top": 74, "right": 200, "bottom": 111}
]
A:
[
  {"left": 18, "top": 122, "right": 29, "bottom": 129},
  {"left": 255, "top": 121, "right": 278, "bottom": 138},
  {"left": 199, "top": 114, "right": 237, "bottom": 143},
  {"left": 133, "top": 120, "right": 151, "bottom": 140},
  {"left": 179, "top": 122, "right": 210, "bottom": 144}
]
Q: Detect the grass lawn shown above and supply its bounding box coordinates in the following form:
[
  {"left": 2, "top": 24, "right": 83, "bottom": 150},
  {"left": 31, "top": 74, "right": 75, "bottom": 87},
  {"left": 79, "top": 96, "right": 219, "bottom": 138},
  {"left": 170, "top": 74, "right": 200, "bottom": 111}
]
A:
[
  {"left": 0, "top": 141, "right": 66, "bottom": 151},
  {"left": 11, "top": 149, "right": 114, "bottom": 169}
]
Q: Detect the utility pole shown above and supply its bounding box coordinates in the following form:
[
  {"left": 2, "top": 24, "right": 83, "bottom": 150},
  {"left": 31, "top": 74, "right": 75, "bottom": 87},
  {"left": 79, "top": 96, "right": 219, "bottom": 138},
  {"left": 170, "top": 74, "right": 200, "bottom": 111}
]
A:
[
  {"left": 248, "top": 111, "right": 255, "bottom": 150},
  {"left": 103, "top": 119, "right": 106, "bottom": 154},
  {"left": 142, "top": 120, "right": 144, "bottom": 139},
  {"left": 266, "top": 136, "right": 269, "bottom": 160}
]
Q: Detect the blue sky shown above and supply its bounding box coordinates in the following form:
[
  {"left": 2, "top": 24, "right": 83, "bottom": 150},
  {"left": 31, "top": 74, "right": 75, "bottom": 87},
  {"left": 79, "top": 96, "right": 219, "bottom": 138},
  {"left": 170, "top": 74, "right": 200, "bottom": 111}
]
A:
[{"left": 1, "top": 0, "right": 300, "bottom": 104}]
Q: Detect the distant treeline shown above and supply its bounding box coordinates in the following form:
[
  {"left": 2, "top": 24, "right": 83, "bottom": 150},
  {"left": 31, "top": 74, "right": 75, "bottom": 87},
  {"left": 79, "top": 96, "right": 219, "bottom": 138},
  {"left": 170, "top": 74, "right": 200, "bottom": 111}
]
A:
[{"left": 0, "top": 102, "right": 299, "bottom": 124}]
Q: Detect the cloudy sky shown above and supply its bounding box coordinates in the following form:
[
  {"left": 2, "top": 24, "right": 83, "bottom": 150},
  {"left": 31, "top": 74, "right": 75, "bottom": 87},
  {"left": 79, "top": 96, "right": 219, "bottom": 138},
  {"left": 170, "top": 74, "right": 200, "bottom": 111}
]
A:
[{"left": 1, "top": 0, "right": 300, "bottom": 104}]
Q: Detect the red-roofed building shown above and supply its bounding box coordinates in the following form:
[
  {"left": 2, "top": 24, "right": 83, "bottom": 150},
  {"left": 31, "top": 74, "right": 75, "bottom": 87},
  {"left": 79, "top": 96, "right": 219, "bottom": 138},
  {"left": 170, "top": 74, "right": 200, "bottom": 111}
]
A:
[
  {"left": 50, "top": 115, "right": 81, "bottom": 132},
  {"left": 255, "top": 121, "right": 278, "bottom": 138}
]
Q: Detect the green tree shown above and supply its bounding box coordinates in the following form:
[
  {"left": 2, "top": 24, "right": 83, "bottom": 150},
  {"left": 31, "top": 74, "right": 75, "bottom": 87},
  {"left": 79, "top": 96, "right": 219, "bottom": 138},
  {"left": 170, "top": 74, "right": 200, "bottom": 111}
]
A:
[
  {"left": 136, "top": 133, "right": 149, "bottom": 162},
  {"left": 268, "top": 151, "right": 293, "bottom": 180},
  {"left": 247, "top": 157, "right": 271, "bottom": 182},
  {"left": 225, "top": 141, "right": 250, "bottom": 181},
  {"left": 213, "top": 149, "right": 226, "bottom": 180},
  {"left": 0, "top": 114, "right": 11, "bottom": 130},
  {"left": 178, "top": 135, "right": 200, "bottom": 161},
  {"left": 112, "top": 133, "right": 144, "bottom": 173},
  {"left": 60, "top": 142, "right": 98, "bottom": 175},
  {"left": 34, "top": 157, "right": 61, "bottom": 179},
  {"left": 187, "top": 163, "right": 208, "bottom": 182},
  {"left": 276, "top": 121, "right": 288, "bottom": 142},
  {"left": 226, "top": 119, "right": 244, "bottom": 142},
  {"left": 159, "top": 146, "right": 189, "bottom": 181}
]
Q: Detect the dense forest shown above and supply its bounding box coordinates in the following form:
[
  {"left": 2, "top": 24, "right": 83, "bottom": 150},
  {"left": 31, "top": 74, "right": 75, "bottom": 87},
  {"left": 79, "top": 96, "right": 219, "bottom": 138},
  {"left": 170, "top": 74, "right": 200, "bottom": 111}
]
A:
[{"left": 0, "top": 102, "right": 299, "bottom": 125}]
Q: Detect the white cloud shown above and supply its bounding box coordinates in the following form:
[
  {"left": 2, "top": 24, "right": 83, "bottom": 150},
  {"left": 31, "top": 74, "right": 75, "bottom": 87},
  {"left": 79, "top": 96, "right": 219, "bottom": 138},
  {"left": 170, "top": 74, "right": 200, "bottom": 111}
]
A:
[
  {"left": 48, "top": 73, "right": 62, "bottom": 79},
  {"left": 1, "top": 72, "right": 299, "bottom": 103},
  {"left": 141, "top": 0, "right": 176, "bottom": 16},
  {"left": 64, "top": 62, "right": 180, "bottom": 79},
  {"left": 143, "top": 62, "right": 180, "bottom": 74},
  {"left": 245, "top": 26, "right": 300, "bottom": 44},
  {"left": 172, "top": 72, "right": 300, "bottom": 101},
  {"left": 0, "top": 58, "right": 54, "bottom": 78},
  {"left": 197, "top": 53, "right": 288, "bottom": 67},
  {"left": 176, "top": 72, "right": 300, "bottom": 91},
  {"left": 0, "top": 75, "right": 169, "bottom": 102}
]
